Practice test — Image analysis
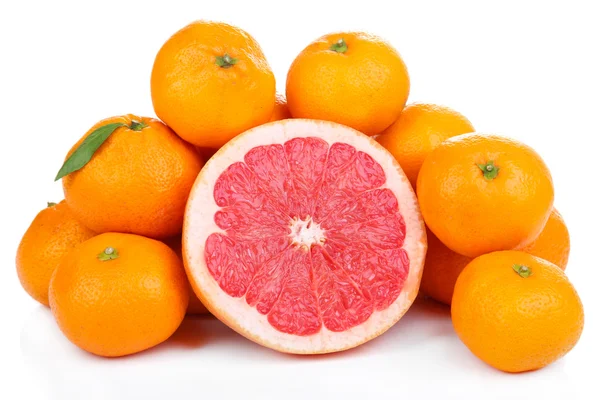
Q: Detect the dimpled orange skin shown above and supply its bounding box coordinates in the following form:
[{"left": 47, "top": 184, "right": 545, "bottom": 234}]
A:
[
  {"left": 452, "top": 251, "right": 584, "bottom": 373},
  {"left": 49, "top": 233, "right": 189, "bottom": 357},
  {"left": 376, "top": 103, "right": 475, "bottom": 188},
  {"left": 519, "top": 208, "right": 570, "bottom": 270},
  {"left": 286, "top": 32, "right": 409, "bottom": 136},
  {"left": 151, "top": 21, "right": 276, "bottom": 148},
  {"left": 62, "top": 114, "right": 203, "bottom": 239},
  {"left": 269, "top": 93, "right": 292, "bottom": 122},
  {"left": 16, "top": 201, "right": 95, "bottom": 306},
  {"left": 421, "top": 209, "right": 569, "bottom": 305},
  {"left": 417, "top": 133, "right": 554, "bottom": 258}
]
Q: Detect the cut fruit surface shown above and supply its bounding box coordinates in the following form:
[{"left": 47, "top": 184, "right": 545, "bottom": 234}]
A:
[{"left": 184, "top": 119, "right": 426, "bottom": 354}]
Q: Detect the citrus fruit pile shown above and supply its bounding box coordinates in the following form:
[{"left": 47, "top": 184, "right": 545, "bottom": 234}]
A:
[{"left": 16, "top": 20, "right": 583, "bottom": 372}]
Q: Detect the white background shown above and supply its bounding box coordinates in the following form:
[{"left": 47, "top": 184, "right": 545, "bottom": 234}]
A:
[{"left": 1, "top": 0, "right": 599, "bottom": 398}]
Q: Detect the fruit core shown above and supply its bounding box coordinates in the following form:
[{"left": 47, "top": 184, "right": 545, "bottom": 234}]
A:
[
  {"left": 289, "top": 216, "right": 325, "bottom": 248},
  {"left": 205, "top": 137, "right": 410, "bottom": 336}
]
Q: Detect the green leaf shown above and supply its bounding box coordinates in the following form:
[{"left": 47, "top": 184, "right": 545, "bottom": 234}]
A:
[{"left": 54, "top": 122, "right": 126, "bottom": 181}]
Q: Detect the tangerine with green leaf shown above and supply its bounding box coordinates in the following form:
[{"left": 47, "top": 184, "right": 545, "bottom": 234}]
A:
[
  {"left": 452, "top": 251, "right": 584, "bottom": 372},
  {"left": 151, "top": 21, "right": 276, "bottom": 148},
  {"left": 57, "top": 114, "right": 203, "bottom": 239},
  {"left": 49, "top": 232, "right": 189, "bottom": 357},
  {"left": 417, "top": 133, "right": 554, "bottom": 258}
]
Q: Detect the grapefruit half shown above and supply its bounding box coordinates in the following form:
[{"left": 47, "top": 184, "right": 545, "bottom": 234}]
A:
[{"left": 183, "top": 119, "right": 426, "bottom": 353}]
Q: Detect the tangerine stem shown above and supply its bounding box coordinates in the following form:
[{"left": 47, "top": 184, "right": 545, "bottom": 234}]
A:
[
  {"left": 512, "top": 264, "right": 533, "bottom": 278},
  {"left": 129, "top": 120, "right": 147, "bottom": 131},
  {"left": 477, "top": 161, "right": 500, "bottom": 180},
  {"left": 98, "top": 246, "right": 119, "bottom": 261},
  {"left": 330, "top": 38, "right": 348, "bottom": 53},
  {"left": 216, "top": 53, "right": 238, "bottom": 68}
]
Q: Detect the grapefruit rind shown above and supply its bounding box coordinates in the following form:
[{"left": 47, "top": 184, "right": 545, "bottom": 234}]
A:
[{"left": 183, "top": 119, "right": 427, "bottom": 354}]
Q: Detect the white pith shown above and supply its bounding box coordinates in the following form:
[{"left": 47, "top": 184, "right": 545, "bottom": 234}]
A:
[
  {"left": 183, "top": 119, "right": 427, "bottom": 354},
  {"left": 289, "top": 216, "right": 325, "bottom": 247}
]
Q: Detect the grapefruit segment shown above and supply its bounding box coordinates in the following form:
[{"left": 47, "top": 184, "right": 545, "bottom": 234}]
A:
[
  {"left": 319, "top": 188, "right": 400, "bottom": 230},
  {"left": 244, "top": 144, "right": 292, "bottom": 210},
  {"left": 284, "top": 137, "right": 329, "bottom": 218},
  {"left": 267, "top": 249, "right": 321, "bottom": 335},
  {"left": 184, "top": 119, "right": 426, "bottom": 353},
  {"left": 311, "top": 246, "right": 374, "bottom": 332},
  {"left": 214, "top": 201, "right": 289, "bottom": 240}
]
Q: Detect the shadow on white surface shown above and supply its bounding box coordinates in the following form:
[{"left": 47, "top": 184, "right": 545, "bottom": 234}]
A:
[{"left": 20, "top": 297, "right": 580, "bottom": 399}]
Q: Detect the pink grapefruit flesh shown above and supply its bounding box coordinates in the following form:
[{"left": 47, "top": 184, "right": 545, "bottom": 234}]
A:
[{"left": 183, "top": 119, "right": 426, "bottom": 354}]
